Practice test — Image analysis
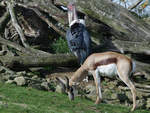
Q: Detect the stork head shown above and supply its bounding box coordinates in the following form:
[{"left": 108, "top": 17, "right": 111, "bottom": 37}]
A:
[
  {"left": 67, "top": 2, "right": 78, "bottom": 27},
  {"left": 56, "top": 76, "right": 74, "bottom": 101}
]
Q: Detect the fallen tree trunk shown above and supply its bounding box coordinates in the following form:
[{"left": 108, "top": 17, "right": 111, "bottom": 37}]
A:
[{"left": 0, "top": 54, "right": 78, "bottom": 69}]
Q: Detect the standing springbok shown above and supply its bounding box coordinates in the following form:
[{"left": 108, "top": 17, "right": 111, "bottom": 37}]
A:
[{"left": 56, "top": 51, "right": 136, "bottom": 111}]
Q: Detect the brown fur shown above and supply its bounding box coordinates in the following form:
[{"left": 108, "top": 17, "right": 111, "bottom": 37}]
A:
[{"left": 94, "top": 58, "right": 117, "bottom": 70}]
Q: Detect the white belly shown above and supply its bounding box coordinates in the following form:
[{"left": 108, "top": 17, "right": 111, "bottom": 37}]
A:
[{"left": 96, "top": 63, "right": 118, "bottom": 77}]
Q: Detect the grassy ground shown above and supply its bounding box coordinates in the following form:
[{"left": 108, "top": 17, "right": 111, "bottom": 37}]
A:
[{"left": 0, "top": 82, "right": 149, "bottom": 113}]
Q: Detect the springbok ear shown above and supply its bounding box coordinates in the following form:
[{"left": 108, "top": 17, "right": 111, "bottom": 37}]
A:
[{"left": 56, "top": 77, "right": 66, "bottom": 92}]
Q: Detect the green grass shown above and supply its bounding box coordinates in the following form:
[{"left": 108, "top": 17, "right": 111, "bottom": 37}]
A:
[{"left": 0, "top": 82, "right": 149, "bottom": 113}]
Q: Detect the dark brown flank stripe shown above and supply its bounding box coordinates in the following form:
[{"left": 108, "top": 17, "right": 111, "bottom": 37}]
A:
[{"left": 94, "top": 58, "right": 117, "bottom": 70}]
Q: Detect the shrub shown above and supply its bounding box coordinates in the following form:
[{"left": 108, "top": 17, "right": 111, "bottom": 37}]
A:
[{"left": 51, "top": 37, "right": 70, "bottom": 53}]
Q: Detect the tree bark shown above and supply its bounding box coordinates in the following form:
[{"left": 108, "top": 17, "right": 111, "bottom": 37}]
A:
[{"left": 0, "top": 54, "right": 77, "bottom": 69}]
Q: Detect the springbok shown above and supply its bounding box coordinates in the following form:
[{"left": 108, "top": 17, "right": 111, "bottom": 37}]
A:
[{"left": 56, "top": 51, "right": 136, "bottom": 111}]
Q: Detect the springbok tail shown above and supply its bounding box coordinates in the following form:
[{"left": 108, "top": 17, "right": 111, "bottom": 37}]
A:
[{"left": 131, "top": 61, "right": 136, "bottom": 74}]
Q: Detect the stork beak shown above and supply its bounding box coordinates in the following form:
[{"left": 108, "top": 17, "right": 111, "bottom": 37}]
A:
[{"left": 67, "top": 2, "right": 78, "bottom": 27}]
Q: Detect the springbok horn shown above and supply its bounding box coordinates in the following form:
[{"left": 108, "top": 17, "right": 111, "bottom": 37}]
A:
[
  {"left": 65, "top": 76, "right": 74, "bottom": 100},
  {"left": 56, "top": 77, "right": 66, "bottom": 92},
  {"left": 65, "top": 76, "right": 70, "bottom": 90}
]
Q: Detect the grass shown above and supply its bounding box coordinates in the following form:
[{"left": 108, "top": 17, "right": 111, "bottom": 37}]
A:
[{"left": 0, "top": 82, "right": 149, "bottom": 113}]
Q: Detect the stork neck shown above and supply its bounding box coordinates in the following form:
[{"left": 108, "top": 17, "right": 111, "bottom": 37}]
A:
[{"left": 68, "top": 3, "right": 78, "bottom": 27}]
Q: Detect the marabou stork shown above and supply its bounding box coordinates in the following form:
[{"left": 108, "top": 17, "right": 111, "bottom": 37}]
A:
[{"left": 66, "top": 2, "right": 91, "bottom": 65}]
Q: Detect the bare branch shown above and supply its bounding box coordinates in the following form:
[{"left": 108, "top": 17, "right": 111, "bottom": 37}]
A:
[
  {"left": 128, "top": 0, "right": 143, "bottom": 10},
  {"left": 6, "top": 1, "right": 29, "bottom": 47},
  {"left": 0, "top": 35, "right": 52, "bottom": 56},
  {"left": 15, "top": 2, "right": 66, "bottom": 37}
]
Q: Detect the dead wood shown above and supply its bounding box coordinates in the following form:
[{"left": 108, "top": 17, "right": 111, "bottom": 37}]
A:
[
  {"left": 6, "top": 1, "right": 29, "bottom": 47},
  {"left": 0, "top": 54, "right": 77, "bottom": 69},
  {"left": 0, "top": 11, "right": 10, "bottom": 32},
  {"left": 0, "top": 35, "right": 52, "bottom": 56},
  {"left": 15, "top": 3, "right": 66, "bottom": 37},
  {"left": 128, "top": 0, "right": 143, "bottom": 10}
]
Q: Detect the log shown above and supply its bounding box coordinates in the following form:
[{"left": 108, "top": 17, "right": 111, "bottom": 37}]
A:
[{"left": 0, "top": 54, "right": 78, "bottom": 69}]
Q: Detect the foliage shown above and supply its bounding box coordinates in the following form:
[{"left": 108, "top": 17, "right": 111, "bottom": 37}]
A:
[
  {"left": 0, "top": 82, "right": 149, "bottom": 113},
  {"left": 51, "top": 37, "right": 70, "bottom": 53}
]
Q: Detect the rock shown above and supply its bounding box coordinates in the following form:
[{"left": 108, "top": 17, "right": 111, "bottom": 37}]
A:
[
  {"left": 125, "top": 91, "right": 132, "bottom": 102},
  {"left": 136, "top": 91, "right": 144, "bottom": 99},
  {"left": 14, "top": 76, "right": 26, "bottom": 86},
  {"left": 26, "top": 72, "right": 35, "bottom": 77},
  {"left": 32, "top": 75, "right": 38, "bottom": 79},
  {"left": 5, "top": 80, "right": 14, "bottom": 84},
  {"left": 85, "top": 84, "right": 96, "bottom": 100},
  {"left": 117, "top": 93, "right": 128, "bottom": 102},
  {"left": 41, "top": 82, "right": 49, "bottom": 91},
  {"left": 1, "top": 73, "right": 14, "bottom": 81},
  {"left": 55, "top": 85, "right": 65, "bottom": 94},
  {"left": 16, "top": 71, "right": 26, "bottom": 76},
  {"left": 107, "top": 81, "right": 117, "bottom": 90},
  {"left": 103, "top": 88, "right": 113, "bottom": 100},
  {"left": 137, "top": 99, "right": 146, "bottom": 108},
  {"left": 46, "top": 78, "right": 51, "bottom": 83},
  {"left": 146, "top": 98, "right": 150, "bottom": 109},
  {"left": 111, "top": 93, "right": 118, "bottom": 100}
]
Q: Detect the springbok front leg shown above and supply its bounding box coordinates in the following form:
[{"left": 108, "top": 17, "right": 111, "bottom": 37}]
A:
[
  {"left": 117, "top": 70, "right": 136, "bottom": 111},
  {"left": 90, "top": 70, "right": 102, "bottom": 104}
]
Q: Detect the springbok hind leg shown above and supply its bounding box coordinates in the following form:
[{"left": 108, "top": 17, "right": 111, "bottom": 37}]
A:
[{"left": 118, "top": 73, "right": 136, "bottom": 111}]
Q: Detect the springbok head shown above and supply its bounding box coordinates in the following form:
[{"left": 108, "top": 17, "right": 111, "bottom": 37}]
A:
[{"left": 56, "top": 76, "right": 74, "bottom": 100}]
